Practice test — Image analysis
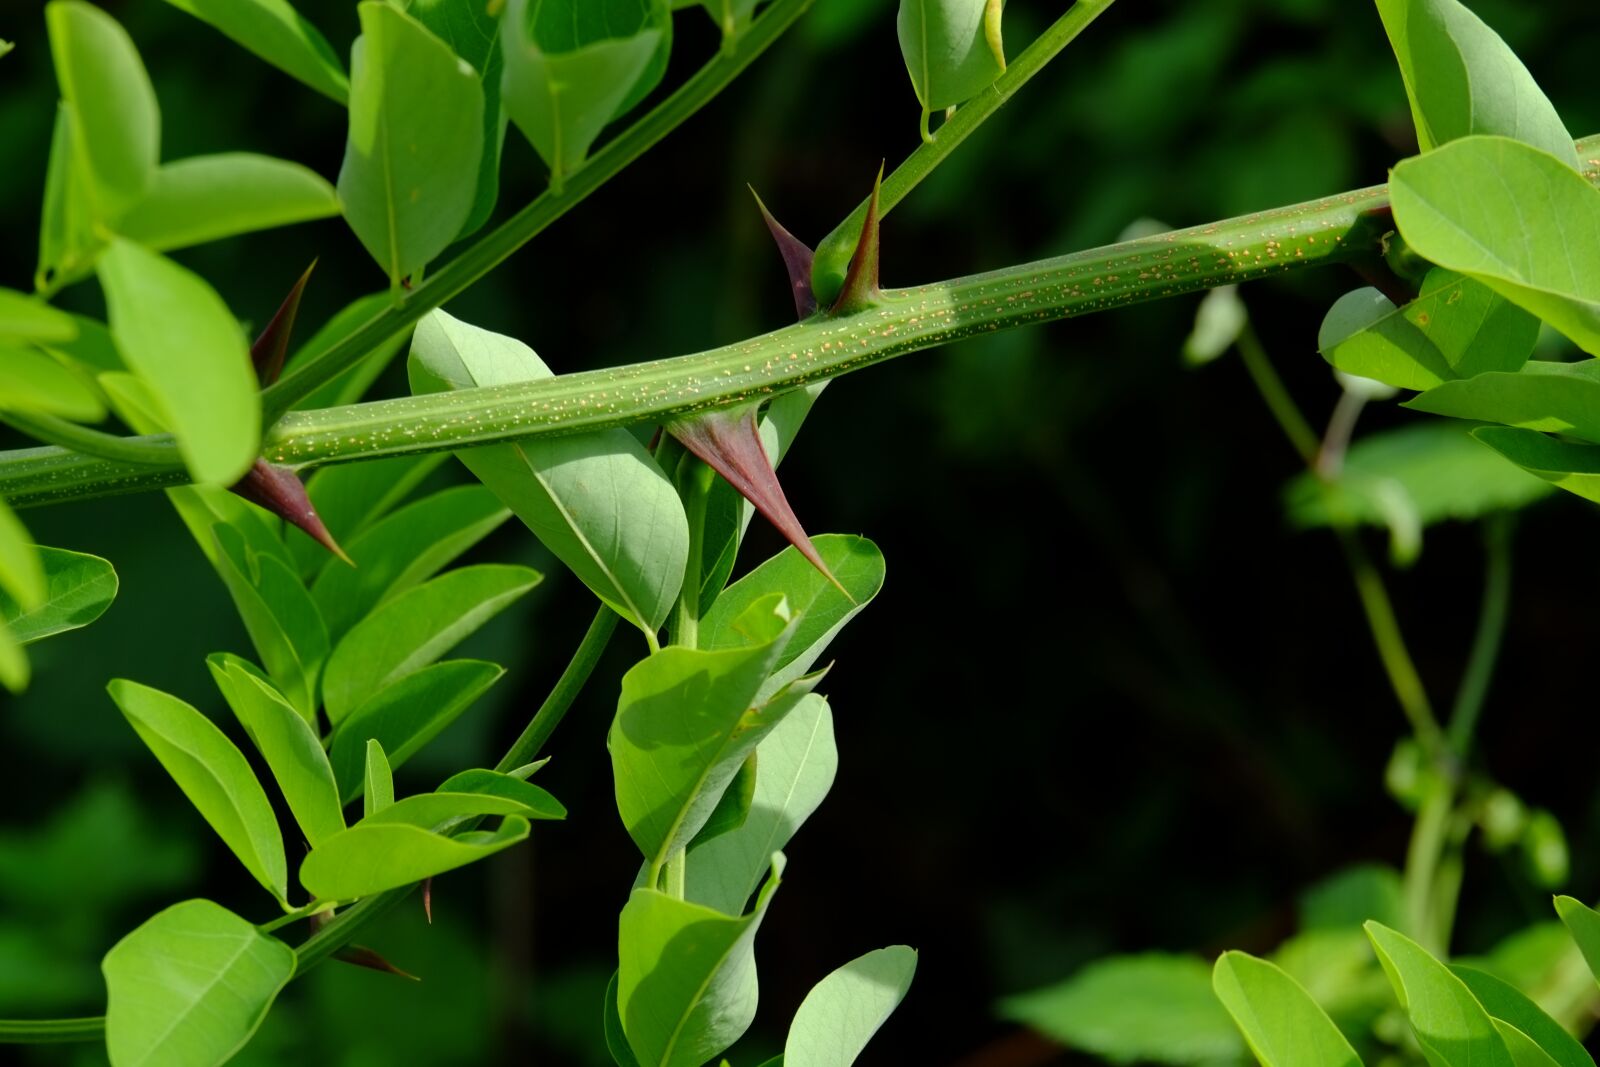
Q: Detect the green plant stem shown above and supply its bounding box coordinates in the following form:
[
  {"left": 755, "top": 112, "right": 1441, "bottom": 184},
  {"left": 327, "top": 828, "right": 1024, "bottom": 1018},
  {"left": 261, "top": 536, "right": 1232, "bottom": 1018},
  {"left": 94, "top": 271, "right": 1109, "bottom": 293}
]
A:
[
  {"left": 813, "top": 0, "right": 1123, "bottom": 270},
  {"left": 1232, "top": 323, "right": 1321, "bottom": 465},
  {"left": 494, "top": 604, "right": 620, "bottom": 775},
  {"left": 1445, "top": 513, "right": 1513, "bottom": 758},
  {"left": 1403, "top": 785, "right": 1455, "bottom": 952},
  {"left": 258, "top": 0, "right": 815, "bottom": 424},
  {"left": 0, "top": 1018, "right": 105, "bottom": 1044},
  {"left": 0, "top": 412, "right": 177, "bottom": 468},
  {"left": 671, "top": 461, "right": 714, "bottom": 650}
]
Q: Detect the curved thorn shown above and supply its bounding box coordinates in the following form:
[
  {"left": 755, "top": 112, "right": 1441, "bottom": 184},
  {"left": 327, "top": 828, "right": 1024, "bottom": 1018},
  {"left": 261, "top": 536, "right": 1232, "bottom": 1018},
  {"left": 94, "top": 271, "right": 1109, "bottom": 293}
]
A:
[{"left": 252, "top": 261, "right": 316, "bottom": 387}]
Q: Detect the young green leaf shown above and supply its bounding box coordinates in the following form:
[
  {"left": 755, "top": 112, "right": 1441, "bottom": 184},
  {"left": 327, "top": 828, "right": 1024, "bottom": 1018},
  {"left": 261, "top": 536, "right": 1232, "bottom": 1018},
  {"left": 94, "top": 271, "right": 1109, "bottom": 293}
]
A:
[
  {"left": 1390, "top": 136, "right": 1600, "bottom": 356},
  {"left": 117, "top": 153, "right": 339, "bottom": 254},
  {"left": 299, "top": 813, "right": 529, "bottom": 899},
  {"left": 36, "top": 103, "right": 97, "bottom": 289},
  {"left": 1451, "top": 966, "right": 1594, "bottom": 1067},
  {"left": 311, "top": 485, "right": 510, "bottom": 643},
  {"left": 898, "top": 0, "right": 1006, "bottom": 141},
  {"left": 1553, "top": 896, "right": 1600, "bottom": 987},
  {"left": 783, "top": 945, "right": 917, "bottom": 1067},
  {"left": 609, "top": 598, "right": 808, "bottom": 873},
  {"left": 0, "top": 347, "right": 104, "bottom": 423},
  {"left": 45, "top": 1, "right": 159, "bottom": 222},
  {"left": 1319, "top": 272, "right": 1539, "bottom": 391},
  {"left": 1473, "top": 427, "right": 1600, "bottom": 506},
  {"left": 102, "top": 899, "right": 295, "bottom": 1067},
  {"left": 160, "top": 0, "right": 348, "bottom": 102},
  {"left": 330, "top": 660, "right": 504, "bottom": 802},
  {"left": 321, "top": 564, "right": 539, "bottom": 724},
  {"left": 688, "top": 694, "right": 836, "bottom": 915},
  {"left": 690, "top": 752, "right": 757, "bottom": 850},
  {"left": 1211, "top": 951, "right": 1362, "bottom": 1067},
  {"left": 1374, "top": 0, "right": 1577, "bottom": 168},
  {"left": 499, "top": 0, "right": 670, "bottom": 186},
  {"left": 208, "top": 654, "right": 344, "bottom": 849},
  {"left": 339, "top": 1, "right": 484, "bottom": 289},
  {"left": 97, "top": 239, "right": 260, "bottom": 485},
  {"left": 1406, "top": 363, "right": 1600, "bottom": 443},
  {"left": 0, "top": 546, "right": 116, "bottom": 644},
  {"left": 400, "top": 0, "right": 507, "bottom": 238},
  {"left": 697, "top": 0, "right": 760, "bottom": 41},
  {"left": 408, "top": 310, "right": 688, "bottom": 638},
  {"left": 366, "top": 790, "right": 558, "bottom": 830},
  {"left": 0, "top": 288, "right": 78, "bottom": 345},
  {"left": 364, "top": 739, "right": 394, "bottom": 818},
  {"left": 998, "top": 954, "right": 1245, "bottom": 1066},
  {"left": 437, "top": 768, "right": 567, "bottom": 820},
  {"left": 1364, "top": 920, "right": 1515, "bottom": 1067},
  {"left": 108, "top": 679, "right": 288, "bottom": 904},
  {"left": 212, "top": 523, "right": 330, "bottom": 721},
  {"left": 700, "top": 536, "right": 885, "bottom": 700},
  {"left": 617, "top": 856, "right": 783, "bottom": 1067},
  {"left": 1184, "top": 285, "right": 1247, "bottom": 366}
]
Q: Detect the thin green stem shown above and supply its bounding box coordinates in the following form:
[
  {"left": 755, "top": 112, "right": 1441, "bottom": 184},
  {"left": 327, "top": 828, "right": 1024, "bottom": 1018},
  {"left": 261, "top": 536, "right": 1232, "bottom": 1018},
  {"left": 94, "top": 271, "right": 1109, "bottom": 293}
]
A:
[
  {"left": 259, "top": 0, "right": 816, "bottom": 423},
  {"left": 813, "top": 0, "right": 1123, "bottom": 287},
  {"left": 1232, "top": 323, "right": 1321, "bottom": 465},
  {"left": 0, "top": 1018, "right": 105, "bottom": 1044},
  {"left": 671, "top": 461, "right": 713, "bottom": 650},
  {"left": 257, "top": 899, "right": 334, "bottom": 934},
  {"left": 1402, "top": 786, "right": 1454, "bottom": 951},
  {"left": 1446, "top": 513, "right": 1513, "bottom": 758},
  {"left": 494, "top": 604, "right": 620, "bottom": 775},
  {"left": 0, "top": 412, "right": 178, "bottom": 468}
]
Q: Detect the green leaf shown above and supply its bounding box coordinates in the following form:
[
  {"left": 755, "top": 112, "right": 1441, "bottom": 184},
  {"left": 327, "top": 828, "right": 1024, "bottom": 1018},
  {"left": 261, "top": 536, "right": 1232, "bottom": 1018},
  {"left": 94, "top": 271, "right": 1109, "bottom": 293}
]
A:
[
  {"left": 102, "top": 899, "right": 295, "bottom": 1067},
  {"left": 610, "top": 599, "right": 810, "bottom": 873},
  {"left": 36, "top": 103, "right": 98, "bottom": 289},
  {"left": 364, "top": 790, "right": 557, "bottom": 829},
  {"left": 363, "top": 739, "right": 393, "bottom": 818},
  {"left": 283, "top": 293, "right": 419, "bottom": 415},
  {"left": 1452, "top": 966, "right": 1594, "bottom": 1067},
  {"left": 1364, "top": 920, "right": 1515, "bottom": 1067},
  {"left": 437, "top": 768, "right": 566, "bottom": 820},
  {"left": 339, "top": 1, "right": 484, "bottom": 288},
  {"left": 0, "top": 346, "right": 106, "bottom": 422},
  {"left": 0, "top": 623, "right": 25, "bottom": 693},
  {"left": 689, "top": 753, "right": 757, "bottom": 850},
  {"left": 1319, "top": 272, "right": 1539, "bottom": 391},
  {"left": 700, "top": 535, "right": 884, "bottom": 699},
  {"left": 1284, "top": 421, "right": 1551, "bottom": 561},
  {"left": 500, "top": 0, "right": 669, "bottom": 185},
  {"left": 408, "top": 310, "right": 688, "bottom": 637},
  {"left": 1407, "top": 362, "right": 1600, "bottom": 443},
  {"left": 605, "top": 971, "right": 645, "bottom": 1067},
  {"left": 1553, "top": 896, "right": 1600, "bottom": 987},
  {"left": 117, "top": 154, "right": 340, "bottom": 253},
  {"left": 696, "top": 0, "right": 760, "bottom": 38},
  {"left": 1374, "top": 0, "right": 1576, "bottom": 167},
  {"left": 108, "top": 679, "right": 288, "bottom": 904},
  {"left": 212, "top": 523, "right": 330, "bottom": 721},
  {"left": 1390, "top": 137, "right": 1600, "bottom": 356},
  {"left": 322, "top": 563, "right": 539, "bottom": 724},
  {"left": 1184, "top": 285, "right": 1247, "bottom": 367},
  {"left": 310, "top": 484, "right": 510, "bottom": 644},
  {"left": 1300, "top": 864, "right": 1405, "bottom": 932},
  {"left": 1212, "top": 951, "right": 1362, "bottom": 1067},
  {"left": 298, "top": 813, "right": 529, "bottom": 898},
  {"left": 783, "top": 945, "right": 917, "bottom": 1067},
  {"left": 687, "top": 694, "right": 836, "bottom": 915},
  {"left": 897, "top": 0, "right": 1005, "bottom": 134},
  {"left": 401, "top": 0, "right": 507, "bottom": 237},
  {"left": 0, "top": 499, "right": 43, "bottom": 615},
  {"left": 997, "top": 954, "right": 1245, "bottom": 1067},
  {"left": 208, "top": 654, "right": 344, "bottom": 849},
  {"left": 285, "top": 451, "right": 447, "bottom": 578},
  {"left": 0, "top": 546, "right": 116, "bottom": 644},
  {"left": 330, "top": 660, "right": 503, "bottom": 803},
  {"left": 1475, "top": 427, "right": 1600, "bottom": 505},
  {"left": 46, "top": 1, "right": 159, "bottom": 221},
  {"left": 160, "top": 0, "right": 348, "bottom": 103},
  {"left": 618, "top": 856, "right": 782, "bottom": 1067},
  {"left": 1270, "top": 929, "right": 1393, "bottom": 1036},
  {"left": 0, "top": 288, "right": 78, "bottom": 345},
  {"left": 97, "top": 239, "right": 259, "bottom": 485}
]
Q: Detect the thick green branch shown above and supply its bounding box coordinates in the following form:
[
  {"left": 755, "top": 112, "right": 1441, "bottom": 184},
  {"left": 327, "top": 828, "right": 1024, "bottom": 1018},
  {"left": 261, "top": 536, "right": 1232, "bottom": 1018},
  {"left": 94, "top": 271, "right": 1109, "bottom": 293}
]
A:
[{"left": 5, "top": 135, "right": 1599, "bottom": 509}]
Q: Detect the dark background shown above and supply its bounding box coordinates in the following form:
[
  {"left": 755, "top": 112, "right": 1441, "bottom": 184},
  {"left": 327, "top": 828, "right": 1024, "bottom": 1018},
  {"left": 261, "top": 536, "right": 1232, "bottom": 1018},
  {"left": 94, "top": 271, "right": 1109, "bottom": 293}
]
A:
[{"left": 0, "top": 0, "right": 1597, "bottom": 1063}]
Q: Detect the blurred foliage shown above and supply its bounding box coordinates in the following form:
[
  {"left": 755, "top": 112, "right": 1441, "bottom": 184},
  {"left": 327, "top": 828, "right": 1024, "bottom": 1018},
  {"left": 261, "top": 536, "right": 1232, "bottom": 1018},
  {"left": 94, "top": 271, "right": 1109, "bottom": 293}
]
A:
[{"left": 1, "top": 0, "right": 1599, "bottom": 1063}]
